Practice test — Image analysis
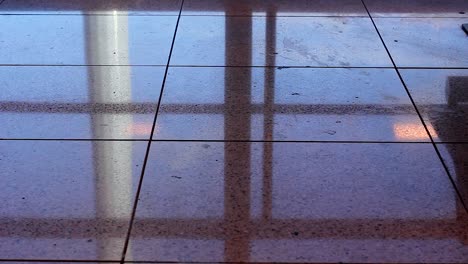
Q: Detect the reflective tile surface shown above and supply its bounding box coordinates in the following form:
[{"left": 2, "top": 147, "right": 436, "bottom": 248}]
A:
[
  {"left": 182, "top": 0, "right": 367, "bottom": 17},
  {"left": 171, "top": 16, "right": 392, "bottom": 67},
  {"left": 0, "top": 140, "right": 147, "bottom": 260},
  {"left": 437, "top": 143, "right": 468, "bottom": 210},
  {"left": 365, "top": 0, "right": 468, "bottom": 17},
  {"left": 155, "top": 67, "right": 428, "bottom": 141},
  {"left": 400, "top": 69, "right": 468, "bottom": 142},
  {"left": 1, "top": 0, "right": 468, "bottom": 263},
  {"left": 0, "top": 0, "right": 182, "bottom": 15},
  {"left": 0, "top": 15, "right": 177, "bottom": 65},
  {"left": 0, "top": 66, "right": 164, "bottom": 139},
  {"left": 128, "top": 142, "right": 468, "bottom": 263},
  {"left": 375, "top": 18, "right": 468, "bottom": 67}
]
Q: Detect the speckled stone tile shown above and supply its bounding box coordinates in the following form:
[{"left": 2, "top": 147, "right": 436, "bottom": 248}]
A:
[
  {"left": 400, "top": 69, "right": 468, "bottom": 142},
  {"left": 365, "top": 0, "right": 468, "bottom": 18},
  {"left": 0, "top": 0, "right": 182, "bottom": 15},
  {"left": 437, "top": 143, "right": 468, "bottom": 207},
  {"left": 154, "top": 67, "right": 428, "bottom": 142},
  {"left": 374, "top": 18, "right": 468, "bottom": 67},
  {"left": 127, "top": 141, "right": 468, "bottom": 263},
  {"left": 182, "top": 0, "right": 367, "bottom": 16},
  {"left": 0, "top": 66, "right": 164, "bottom": 139},
  {"left": 0, "top": 15, "right": 177, "bottom": 65},
  {"left": 170, "top": 16, "right": 392, "bottom": 67},
  {"left": 0, "top": 140, "right": 147, "bottom": 260}
]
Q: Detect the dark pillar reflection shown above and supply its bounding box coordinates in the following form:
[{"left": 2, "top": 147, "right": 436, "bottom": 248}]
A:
[
  {"left": 262, "top": 9, "right": 277, "bottom": 220},
  {"left": 223, "top": 13, "right": 252, "bottom": 262},
  {"left": 442, "top": 76, "right": 468, "bottom": 234}
]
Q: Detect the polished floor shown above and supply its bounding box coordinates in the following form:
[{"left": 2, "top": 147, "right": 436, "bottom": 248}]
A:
[{"left": 0, "top": 0, "right": 467, "bottom": 263}]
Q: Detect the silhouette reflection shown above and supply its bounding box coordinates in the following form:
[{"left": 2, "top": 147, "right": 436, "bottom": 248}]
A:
[
  {"left": 182, "top": 0, "right": 367, "bottom": 16},
  {"left": 129, "top": 8, "right": 468, "bottom": 264},
  {"left": 401, "top": 70, "right": 468, "bottom": 143},
  {"left": 0, "top": 2, "right": 468, "bottom": 263}
]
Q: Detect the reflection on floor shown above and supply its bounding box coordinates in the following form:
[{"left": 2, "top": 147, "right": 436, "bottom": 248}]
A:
[{"left": 0, "top": 0, "right": 467, "bottom": 263}]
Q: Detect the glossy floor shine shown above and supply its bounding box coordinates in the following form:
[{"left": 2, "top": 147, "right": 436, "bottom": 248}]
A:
[{"left": 0, "top": 0, "right": 467, "bottom": 263}]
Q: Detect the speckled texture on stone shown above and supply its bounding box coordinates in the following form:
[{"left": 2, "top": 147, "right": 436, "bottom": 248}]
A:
[
  {"left": 365, "top": 0, "right": 468, "bottom": 17},
  {"left": 400, "top": 69, "right": 468, "bottom": 142},
  {"left": 154, "top": 67, "right": 428, "bottom": 142},
  {"left": 0, "top": 0, "right": 182, "bottom": 15},
  {"left": 0, "top": 15, "right": 177, "bottom": 65},
  {"left": 170, "top": 16, "right": 393, "bottom": 67},
  {"left": 374, "top": 18, "right": 468, "bottom": 67},
  {"left": 0, "top": 140, "right": 147, "bottom": 260},
  {"left": 127, "top": 141, "right": 468, "bottom": 263},
  {"left": 0, "top": 66, "right": 165, "bottom": 139}
]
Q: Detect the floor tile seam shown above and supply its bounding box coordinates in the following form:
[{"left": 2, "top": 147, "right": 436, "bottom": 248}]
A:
[
  {"left": 119, "top": 0, "right": 185, "bottom": 262},
  {"left": 361, "top": 0, "right": 468, "bottom": 212},
  {"left": 0, "top": 138, "right": 151, "bottom": 142},
  {"left": 0, "top": 260, "right": 119, "bottom": 263},
  {"left": 0, "top": 64, "right": 167, "bottom": 67},
  {"left": 371, "top": 16, "right": 468, "bottom": 19},
  {"left": 0, "top": 13, "right": 180, "bottom": 17},
  {"left": 3, "top": 139, "right": 468, "bottom": 144},
  {"left": 1, "top": 65, "right": 466, "bottom": 69}
]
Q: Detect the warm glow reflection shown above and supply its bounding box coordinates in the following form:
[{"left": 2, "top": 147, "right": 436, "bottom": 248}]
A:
[
  {"left": 393, "top": 122, "right": 438, "bottom": 140},
  {"left": 129, "top": 123, "right": 153, "bottom": 136}
]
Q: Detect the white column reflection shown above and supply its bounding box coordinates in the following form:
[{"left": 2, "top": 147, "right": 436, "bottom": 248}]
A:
[{"left": 85, "top": 11, "right": 133, "bottom": 259}]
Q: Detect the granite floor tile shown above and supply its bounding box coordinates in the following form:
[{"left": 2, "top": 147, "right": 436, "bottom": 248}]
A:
[
  {"left": 182, "top": 0, "right": 367, "bottom": 17},
  {"left": 0, "top": 140, "right": 147, "bottom": 260},
  {"left": 0, "top": 66, "right": 164, "bottom": 139},
  {"left": 400, "top": 69, "right": 468, "bottom": 142},
  {"left": 2, "top": 1, "right": 467, "bottom": 263},
  {"left": 374, "top": 18, "right": 468, "bottom": 67},
  {"left": 0, "top": 15, "right": 177, "bottom": 65},
  {"left": 154, "top": 67, "right": 428, "bottom": 142},
  {"left": 127, "top": 141, "right": 468, "bottom": 263},
  {"left": 365, "top": 0, "right": 468, "bottom": 18},
  {"left": 0, "top": 0, "right": 182, "bottom": 15},
  {"left": 170, "top": 16, "right": 392, "bottom": 67}
]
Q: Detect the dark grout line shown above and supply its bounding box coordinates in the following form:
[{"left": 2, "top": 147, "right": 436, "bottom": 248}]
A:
[
  {"left": 181, "top": 14, "right": 371, "bottom": 18},
  {"left": 169, "top": 65, "right": 394, "bottom": 68},
  {"left": 1, "top": 138, "right": 467, "bottom": 144},
  {"left": 0, "top": 261, "right": 451, "bottom": 264},
  {"left": 0, "top": 12, "right": 465, "bottom": 19},
  {"left": 370, "top": 16, "right": 468, "bottom": 19},
  {"left": 0, "top": 64, "right": 465, "bottom": 69},
  {"left": 435, "top": 142, "right": 468, "bottom": 145},
  {"left": 0, "top": 260, "right": 119, "bottom": 263},
  {"left": 1, "top": 138, "right": 460, "bottom": 144},
  {"left": 0, "top": 261, "right": 454, "bottom": 264},
  {"left": 0, "top": 13, "right": 179, "bottom": 17},
  {"left": 0, "top": 64, "right": 167, "bottom": 67},
  {"left": 360, "top": 0, "right": 468, "bottom": 213},
  {"left": 150, "top": 139, "right": 434, "bottom": 144},
  {"left": 398, "top": 67, "right": 468, "bottom": 70},
  {"left": 123, "top": 261, "right": 411, "bottom": 264},
  {"left": 0, "top": 138, "right": 150, "bottom": 142},
  {"left": 119, "top": 0, "right": 185, "bottom": 263},
  {"left": 0, "top": 13, "right": 367, "bottom": 18}
]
